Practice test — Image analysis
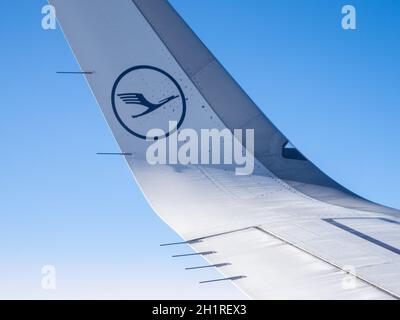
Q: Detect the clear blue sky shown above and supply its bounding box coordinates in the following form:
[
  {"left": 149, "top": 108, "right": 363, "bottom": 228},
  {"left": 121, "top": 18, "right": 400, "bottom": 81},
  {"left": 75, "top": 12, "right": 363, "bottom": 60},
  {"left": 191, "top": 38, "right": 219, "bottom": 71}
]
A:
[{"left": 0, "top": 0, "right": 399, "bottom": 299}]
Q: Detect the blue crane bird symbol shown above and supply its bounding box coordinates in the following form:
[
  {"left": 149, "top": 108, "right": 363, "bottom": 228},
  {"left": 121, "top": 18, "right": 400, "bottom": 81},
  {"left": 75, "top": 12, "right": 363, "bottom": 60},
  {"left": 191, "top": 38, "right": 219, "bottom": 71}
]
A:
[{"left": 117, "top": 93, "right": 179, "bottom": 118}]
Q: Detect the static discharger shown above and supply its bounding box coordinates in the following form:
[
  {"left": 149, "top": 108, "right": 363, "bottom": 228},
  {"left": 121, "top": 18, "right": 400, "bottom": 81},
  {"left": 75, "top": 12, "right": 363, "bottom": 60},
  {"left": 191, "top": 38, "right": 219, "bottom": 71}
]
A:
[
  {"left": 199, "top": 276, "right": 246, "bottom": 284},
  {"left": 96, "top": 152, "right": 133, "bottom": 156},
  {"left": 56, "top": 71, "right": 95, "bottom": 74},
  {"left": 185, "top": 263, "right": 231, "bottom": 270},
  {"left": 172, "top": 251, "right": 216, "bottom": 258},
  {"left": 160, "top": 239, "right": 202, "bottom": 246}
]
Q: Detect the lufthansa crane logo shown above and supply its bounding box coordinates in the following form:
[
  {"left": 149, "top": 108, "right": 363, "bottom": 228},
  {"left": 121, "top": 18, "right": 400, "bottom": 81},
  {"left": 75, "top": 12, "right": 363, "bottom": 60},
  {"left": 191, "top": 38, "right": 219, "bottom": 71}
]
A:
[{"left": 111, "top": 66, "right": 186, "bottom": 140}]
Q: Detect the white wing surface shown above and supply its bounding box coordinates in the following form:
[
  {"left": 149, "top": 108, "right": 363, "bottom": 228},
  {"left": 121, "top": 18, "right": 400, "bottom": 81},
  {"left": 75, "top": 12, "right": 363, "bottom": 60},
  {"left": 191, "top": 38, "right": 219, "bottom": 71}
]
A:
[{"left": 50, "top": 0, "right": 400, "bottom": 299}]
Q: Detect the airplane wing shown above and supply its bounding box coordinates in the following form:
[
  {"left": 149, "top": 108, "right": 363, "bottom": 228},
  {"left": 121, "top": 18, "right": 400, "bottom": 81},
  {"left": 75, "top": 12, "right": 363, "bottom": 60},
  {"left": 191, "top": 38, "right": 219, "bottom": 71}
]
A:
[{"left": 50, "top": 0, "right": 400, "bottom": 299}]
